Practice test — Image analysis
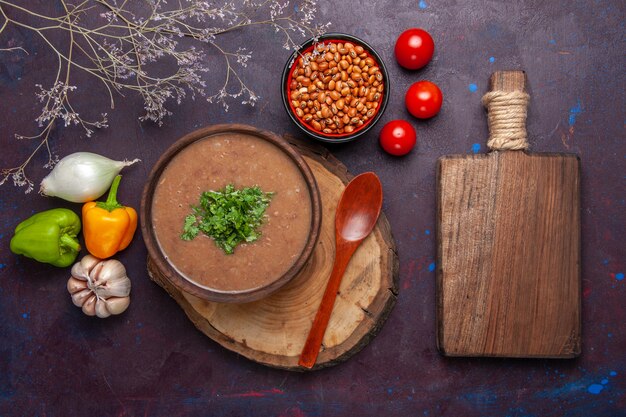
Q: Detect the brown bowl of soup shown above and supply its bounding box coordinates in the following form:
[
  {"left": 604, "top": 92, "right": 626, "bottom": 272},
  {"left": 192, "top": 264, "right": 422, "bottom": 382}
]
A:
[{"left": 141, "top": 124, "right": 322, "bottom": 303}]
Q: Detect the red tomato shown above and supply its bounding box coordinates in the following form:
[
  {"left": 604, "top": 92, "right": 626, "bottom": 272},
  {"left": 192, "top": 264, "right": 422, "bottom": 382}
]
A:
[
  {"left": 395, "top": 28, "right": 434, "bottom": 70},
  {"left": 405, "top": 81, "right": 442, "bottom": 119},
  {"left": 379, "top": 120, "right": 416, "bottom": 156}
]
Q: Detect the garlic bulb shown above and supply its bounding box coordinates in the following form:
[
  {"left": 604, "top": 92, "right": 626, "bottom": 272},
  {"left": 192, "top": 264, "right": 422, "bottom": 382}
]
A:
[
  {"left": 67, "top": 254, "right": 131, "bottom": 318},
  {"left": 41, "top": 152, "right": 140, "bottom": 203}
]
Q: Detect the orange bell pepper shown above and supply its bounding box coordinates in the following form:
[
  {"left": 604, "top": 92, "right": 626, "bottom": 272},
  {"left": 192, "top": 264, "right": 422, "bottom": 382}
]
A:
[{"left": 82, "top": 175, "right": 137, "bottom": 259}]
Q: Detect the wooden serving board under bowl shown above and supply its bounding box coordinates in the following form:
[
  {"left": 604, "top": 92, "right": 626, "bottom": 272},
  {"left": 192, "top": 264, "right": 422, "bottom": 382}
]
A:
[{"left": 147, "top": 134, "right": 398, "bottom": 370}]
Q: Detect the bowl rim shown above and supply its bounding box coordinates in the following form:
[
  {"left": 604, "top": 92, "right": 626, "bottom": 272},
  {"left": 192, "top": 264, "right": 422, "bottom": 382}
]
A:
[
  {"left": 140, "top": 124, "right": 322, "bottom": 303},
  {"left": 281, "top": 32, "right": 390, "bottom": 144}
]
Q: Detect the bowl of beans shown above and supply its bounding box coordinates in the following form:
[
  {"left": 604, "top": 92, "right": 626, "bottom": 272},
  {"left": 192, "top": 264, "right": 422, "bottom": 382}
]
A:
[{"left": 281, "top": 33, "right": 389, "bottom": 143}]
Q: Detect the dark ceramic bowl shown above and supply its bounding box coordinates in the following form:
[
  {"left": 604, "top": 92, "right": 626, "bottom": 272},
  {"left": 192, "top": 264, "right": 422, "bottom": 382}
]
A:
[
  {"left": 281, "top": 33, "right": 390, "bottom": 143},
  {"left": 140, "top": 124, "right": 322, "bottom": 303}
]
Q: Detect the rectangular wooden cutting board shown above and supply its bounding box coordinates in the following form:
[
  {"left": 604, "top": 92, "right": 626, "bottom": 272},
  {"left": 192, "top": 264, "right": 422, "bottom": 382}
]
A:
[{"left": 437, "top": 71, "right": 581, "bottom": 358}]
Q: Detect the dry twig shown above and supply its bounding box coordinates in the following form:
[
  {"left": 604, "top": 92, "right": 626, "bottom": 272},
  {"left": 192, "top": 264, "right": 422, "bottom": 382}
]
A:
[{"left": 0, "top": 0, "right": 328, "bottom": 192}]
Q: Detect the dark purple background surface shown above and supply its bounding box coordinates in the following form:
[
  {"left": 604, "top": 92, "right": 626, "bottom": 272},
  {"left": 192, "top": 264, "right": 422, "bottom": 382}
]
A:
[{"left": 1, "top": 1, "right": 624, "bottom": 416}]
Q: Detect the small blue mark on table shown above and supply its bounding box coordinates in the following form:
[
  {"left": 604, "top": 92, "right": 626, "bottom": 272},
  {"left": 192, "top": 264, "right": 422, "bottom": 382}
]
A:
[
  {"left": 588, "top": 384, "right": 604, "bottom": 394},
  {"left": 569, "top": 100, "right": 583, "bottom": 126}
]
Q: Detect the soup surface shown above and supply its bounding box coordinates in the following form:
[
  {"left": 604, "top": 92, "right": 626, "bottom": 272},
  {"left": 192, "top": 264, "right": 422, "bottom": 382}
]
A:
[{"left": 152, "top": 132, "right": 312, "bottom": 291}]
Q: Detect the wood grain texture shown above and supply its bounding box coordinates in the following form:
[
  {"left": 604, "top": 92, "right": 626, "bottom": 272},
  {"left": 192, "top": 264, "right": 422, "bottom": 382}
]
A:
[
  {"left": 299, "top": 172, "right": 383, "bottom": 368},
  {"left": 148, "top": 135, "right": 399, "bottom": 370},
  {"left": 437, "top": 71, "right": 581, "bottom": 358}
]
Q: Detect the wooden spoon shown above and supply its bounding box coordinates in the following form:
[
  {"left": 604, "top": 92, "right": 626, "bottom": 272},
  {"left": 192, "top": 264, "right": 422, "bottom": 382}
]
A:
[{"left": 299, "top": 172, "right": 383, "bottom": 369}]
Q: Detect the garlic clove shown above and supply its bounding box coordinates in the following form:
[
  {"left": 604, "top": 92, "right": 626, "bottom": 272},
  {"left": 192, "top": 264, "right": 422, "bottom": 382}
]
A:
[
  {"left": 67, "top": 277, "right": 88, "bottom": 294},
  {"left": 71, "top": 289, "right": 93, "bottom": 307},
  {"left": 95, "top": 298, "right": 112, "bottom": 318},
  {"left": 95, "top": 277, "right": 131, "bottom": 298},
  {"left": 81, "top": 255, "right": 101, "bottom": 273},
  {"left": 104, "top": 297, "right": 130, "bottom": 315},
  {"left": 71, "top": 254, "right": 100, "bottom": 281},
  {"left": 88, "top": 261, "right": 106, "bottom": 285},
  {"left": 91, "top": 260, "right": 131, "bottom": 298},
  {"left": 70, "top": 262, "right": 89, "bottom": 281},
  {"left": 93, "top": 259, "right": 127, "bottom": 282},
  {"left": 82, "top": 294, "right": 97, "bottom": 316}
]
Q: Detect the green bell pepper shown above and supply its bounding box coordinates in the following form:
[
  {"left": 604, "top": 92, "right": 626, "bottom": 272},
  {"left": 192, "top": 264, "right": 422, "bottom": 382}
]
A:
[{"left": 10, "top": 208, "right": 82, "bottom": 267}]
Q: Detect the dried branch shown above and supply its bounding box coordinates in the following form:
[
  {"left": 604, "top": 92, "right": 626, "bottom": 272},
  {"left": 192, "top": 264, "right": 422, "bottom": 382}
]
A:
[{"left": 0, "top": 0, "right": 329, "bottom": 192}]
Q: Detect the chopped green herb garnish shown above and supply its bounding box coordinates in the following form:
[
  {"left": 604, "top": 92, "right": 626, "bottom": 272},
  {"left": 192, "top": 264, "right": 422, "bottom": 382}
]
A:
[
  {"left": 181, "top": 214, "right": 199, "bottom": 241},
  {"left": 180, "top": 184, "right": 274, "bottom": 254}
]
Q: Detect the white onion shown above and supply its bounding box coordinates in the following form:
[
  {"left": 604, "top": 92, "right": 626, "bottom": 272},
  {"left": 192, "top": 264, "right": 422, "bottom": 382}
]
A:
[{"left": 40, "top": 152, "right": 140, "bottom": 202}]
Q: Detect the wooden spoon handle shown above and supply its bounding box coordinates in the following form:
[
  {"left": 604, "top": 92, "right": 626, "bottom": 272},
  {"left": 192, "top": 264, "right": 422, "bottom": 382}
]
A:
[{"left": 299, "top": 241, "right": 358, "bottom": 369}]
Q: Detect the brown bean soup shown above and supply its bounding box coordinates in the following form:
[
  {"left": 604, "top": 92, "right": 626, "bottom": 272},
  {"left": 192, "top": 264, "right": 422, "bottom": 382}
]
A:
[{"left": 151, "top": 133, "right": 312, "bottom": 292}]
